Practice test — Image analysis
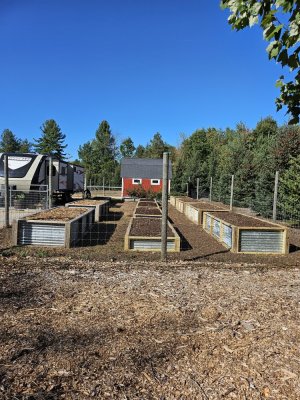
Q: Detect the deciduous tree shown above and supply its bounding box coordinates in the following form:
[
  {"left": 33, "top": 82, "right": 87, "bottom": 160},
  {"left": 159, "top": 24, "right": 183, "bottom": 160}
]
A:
[{"left": 221, "top": 0, "right": 300, "bottom": 123}]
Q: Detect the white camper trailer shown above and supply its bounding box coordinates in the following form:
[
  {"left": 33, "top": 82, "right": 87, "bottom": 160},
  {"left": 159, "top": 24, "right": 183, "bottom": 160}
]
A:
[{"left": 0, "top": 153, "right": 84, "bottom": 198}]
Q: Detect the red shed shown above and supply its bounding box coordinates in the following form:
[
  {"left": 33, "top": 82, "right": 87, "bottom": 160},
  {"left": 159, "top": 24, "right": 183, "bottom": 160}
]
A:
[{"left": 120, "top": 158, "right": 172, "bottom": 197}]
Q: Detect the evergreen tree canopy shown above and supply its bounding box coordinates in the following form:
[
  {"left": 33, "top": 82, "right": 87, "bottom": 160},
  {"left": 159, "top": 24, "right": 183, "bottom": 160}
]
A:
[
  {"left": 0, "top": 129, "right": 21, "bottom": 152},
  {"left": 34, "top": 119, "right": 67, "bottom": 158},
  {"left": 0, "top": 129, "right": 32, "bottom": 153},
  {"left": 120, "top": 137, "right": 135, "bottom": 158},
  {"left": 279, "top": 154, "right": 300, "bottom": 214},
  {"left": 78, "top": 120, "right": 119, "bottom": 184}
]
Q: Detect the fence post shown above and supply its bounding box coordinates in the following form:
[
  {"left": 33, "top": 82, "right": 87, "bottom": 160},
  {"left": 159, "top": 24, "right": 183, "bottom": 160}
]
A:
[
  {"left": 209, "top": 177, "right": 213, "bottom": 202},
  {"left": 48, "top": 156, "right": 52, "bottom": 209},
  {"left": 230, "top": 175, "right": 234, "bottom": 210},
  {"left": 103, "top": 177, "right": 105, "bottom": 196},
  {"left": 161, "top": 152, "right": 169, "bottom": 262},
  {"left": 4, "top": 154, "right": 9, "bottom": 227},
  {"left": 186, "top": 182, "right": 189, "bottom": 197},
  {"left": 273, "top": 171, "right": 279, "bottom": 221},
  {"left": 196, "top": 178, "right": 199, "bottom": 200}
]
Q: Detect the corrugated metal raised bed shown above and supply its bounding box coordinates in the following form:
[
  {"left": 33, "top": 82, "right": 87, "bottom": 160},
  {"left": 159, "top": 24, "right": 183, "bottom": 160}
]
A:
[
  {"left": 185, "top": 201, "right": 229, "bottom": 225},
  {"left": 124, "top": 217, "right": 180, "bottom": 252},
  {"left": 203, "top": 211, "right": 289, "bottom": 255},
  {"left": 174, "top": 197, "right": 198, "bottom": 213},
  {"left": 13, "top": 207, "right": 94, "bottom": 248},
  {"left": 134, "top": 200, "right": 162, "bottom": 218},
  {"left": 65, "top": 199, "right": 109, "bottom": 222}
]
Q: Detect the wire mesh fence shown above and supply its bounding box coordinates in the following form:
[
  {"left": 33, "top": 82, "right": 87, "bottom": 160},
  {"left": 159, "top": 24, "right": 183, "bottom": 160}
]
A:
[{"left": 0, "top": 185, "right": 49, "bottom": 228}]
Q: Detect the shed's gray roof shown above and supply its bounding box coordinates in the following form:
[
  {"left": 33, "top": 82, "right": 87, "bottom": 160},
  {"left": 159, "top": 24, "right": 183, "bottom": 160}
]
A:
[{"left": 120, "top": 158, "right": 172, "bottom": 179}]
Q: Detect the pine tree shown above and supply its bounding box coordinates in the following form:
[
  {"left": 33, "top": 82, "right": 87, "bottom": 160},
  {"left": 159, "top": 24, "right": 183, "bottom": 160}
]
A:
[
  {"left": 34, "top": 119, "right": 67, "bottom": 158},
  {"left": 279, "top": 154, "right": 300, "bottom": 216},
  {"left": 0, "top": 129, "right": 20, "bottom": 152},
  {"left": 120, "top": 137, "right": 135, "bottom": 158}
]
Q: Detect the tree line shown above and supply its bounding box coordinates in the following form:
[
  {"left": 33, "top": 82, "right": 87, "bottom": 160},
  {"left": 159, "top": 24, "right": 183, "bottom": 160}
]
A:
[
  {"left": 172, "top": 117, "right": 300, "bottom": 217},
  {"left": 2, "top": 116, "right": 300, "bottom": 217}
]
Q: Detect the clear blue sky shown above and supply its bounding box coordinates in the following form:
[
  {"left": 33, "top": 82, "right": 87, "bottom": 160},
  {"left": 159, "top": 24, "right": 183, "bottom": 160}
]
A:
[{"left": 0, "top": 0, "right": 289, "bottom": 159}]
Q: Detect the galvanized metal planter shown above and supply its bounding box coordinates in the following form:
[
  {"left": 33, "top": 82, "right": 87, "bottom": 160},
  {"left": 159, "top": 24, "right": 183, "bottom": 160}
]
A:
[
  {"left": 203, "top": 211, "right": 289, "bottom": 255},
  {"left": 124, "top": 217, "right": 180, "bottom": 252},
  {"left": 65, "top": 199, "right": 110, "bottom": 222},
  {"left": 184, "top": 202, "right": 229, "bottom": 225},
  {"left": 175, "top": 197, "right": 197, "bottom": 213},
  {"left": 13, "top": 208, "right": 94, "bottom": 248},
  {"left": 133, "top": 199, "right": 162, "bottom": 218}
]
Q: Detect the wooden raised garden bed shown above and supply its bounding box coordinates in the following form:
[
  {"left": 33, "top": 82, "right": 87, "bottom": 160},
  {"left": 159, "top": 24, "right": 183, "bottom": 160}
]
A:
[
  {"left": 124, "top": 217, "right": 180, "bottom": 252},
  {"left": 65, "top": 199, "right": 110, "bottom": 222},
  {"left": 134, "top": 200, "right": 162, "bottom": 218},
  {"left": 175, "top": 197, "right": 199, "bottom": 213},
  {"left": 203, "top": 211, "right": 289, "bottom": 255},
  {"left": 185, "top": 201, "right": 229, "bottom": 225},
  {"left": 13, "top": 207, "right": 94, "bottom": 248}
]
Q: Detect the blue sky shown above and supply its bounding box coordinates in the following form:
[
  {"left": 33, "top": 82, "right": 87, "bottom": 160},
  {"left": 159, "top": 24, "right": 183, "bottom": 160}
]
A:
[{"left": 0, "top": 0, "right": 289, "bottom": 159}]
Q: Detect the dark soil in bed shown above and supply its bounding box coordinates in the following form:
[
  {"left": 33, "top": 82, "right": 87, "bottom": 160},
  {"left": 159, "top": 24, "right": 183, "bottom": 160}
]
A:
[
  {"left": 135, "top": 207, "right": 161, "bottom": 215},
  {"left": 137, "top": 201, "right": 157, "bottom": 206},
  {"left": 130, "top": 218, "right": 174, "bottom": 237},
  {"left": 210, "top": 211, "right": 280, "bottom": 228},
  {"left": 176, "top": 196, "right": 196, "bottom": 203},
  {"left": 188, "top": 202, "right": 229, "bottom": 211}
]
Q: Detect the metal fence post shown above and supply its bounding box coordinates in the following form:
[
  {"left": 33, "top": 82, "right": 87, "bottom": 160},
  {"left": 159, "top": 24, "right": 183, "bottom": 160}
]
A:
[
  {"left": 273, "top": 171, "right": 279, "bottom": 221},
  {"left": 209, "top": 177, "right": 213, "bottom": 202},
  {"left": 230, "top": 175, "right": 234, "bottom": 210},
  {"left": 196, "top": 178, "right": 199, "bottom": 200},
  {"left": 161, "top": 152, "right": 169, "bottom": 262},
  {"left": 48, "top": 156, "right": 52, "bottom": 209},
  {"left": 4, "top": 154, "right": 9, "bottom": 227}
]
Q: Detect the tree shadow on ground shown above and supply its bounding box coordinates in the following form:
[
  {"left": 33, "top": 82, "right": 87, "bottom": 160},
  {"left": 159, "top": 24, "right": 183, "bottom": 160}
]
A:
[
  {"left": 77, "top": 223, "right": 117, "bottom": 247},
  {"left": 289, "top": 243, "right": 300, "bottom": 253},
  {"left": 101, "top": 211, "right": 123, "bottom": 222},
  {"left": 172, "top": 226, "right": 192, "bottom": 251}
]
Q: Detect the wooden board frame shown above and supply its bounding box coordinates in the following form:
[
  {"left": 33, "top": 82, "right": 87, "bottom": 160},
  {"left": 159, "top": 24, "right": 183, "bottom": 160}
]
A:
[
  {"left": 13, "top": 208, "right": 95, "bottom": 248},
  {"left": 133, "top": 199, "right": 162, "bottom": 218},
  {"left": 124, "top": 217, "right": 180, "bottom": 252},
  {"left": 65, "top": 200, "right": 110, "bottom": 222},
  {"left": 203, "top": 212, "right": 289, "bottom": 255},
  {"left": 184, "top": 202, "right": 229, "bottom": 225}
]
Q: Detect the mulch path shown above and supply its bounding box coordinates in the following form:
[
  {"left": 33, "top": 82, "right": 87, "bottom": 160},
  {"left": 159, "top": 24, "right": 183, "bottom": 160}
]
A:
[{"left": 0, "top": 258, "right": 300, "bottom": 399}]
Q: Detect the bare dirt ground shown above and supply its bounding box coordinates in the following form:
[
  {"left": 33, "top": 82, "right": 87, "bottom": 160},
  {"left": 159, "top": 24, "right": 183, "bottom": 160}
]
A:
[{"left": 1, "top": 201, "right": 300, "bottom": 399}]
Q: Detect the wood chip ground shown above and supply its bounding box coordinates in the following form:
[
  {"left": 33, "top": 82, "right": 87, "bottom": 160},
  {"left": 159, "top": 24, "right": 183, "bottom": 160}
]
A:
[{"left": 0, "top": 200, "right": 300, "bottom": 398}]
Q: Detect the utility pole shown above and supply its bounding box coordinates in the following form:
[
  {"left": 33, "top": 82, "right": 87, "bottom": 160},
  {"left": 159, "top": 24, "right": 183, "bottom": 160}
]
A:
[
  {"left": 161, "top": 152, "right": 169, "bottom": 262},
  {"left": 230, "top": 175, "right": 234, "bottom": 211},
  {"left": 273, "top": 171, "right": 279, "bottom": 221},
  {"left": 4, "top": 154, "right": 9, "bottom": 227},
  {"left": 196, "top": 178, "right": 199, "bottom": 200},
  {"left": 48, "top": 156, "right": 52, "bottom": 209}
]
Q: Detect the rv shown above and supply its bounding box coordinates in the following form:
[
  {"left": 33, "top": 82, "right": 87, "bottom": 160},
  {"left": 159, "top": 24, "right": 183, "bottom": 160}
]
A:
[{"left": 0, "top": 153, "right": 84, "bottom": 199}]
